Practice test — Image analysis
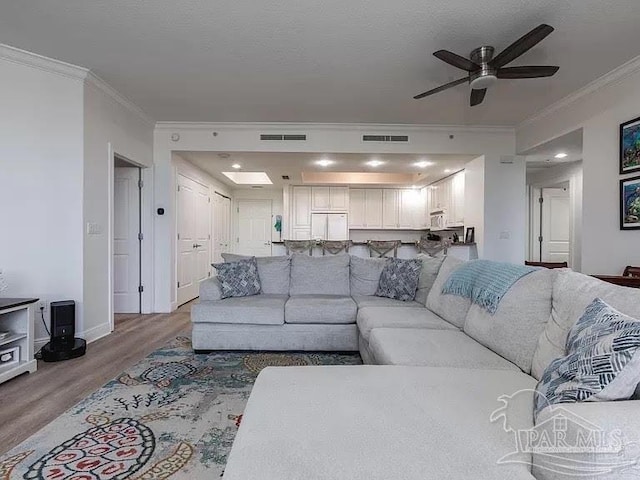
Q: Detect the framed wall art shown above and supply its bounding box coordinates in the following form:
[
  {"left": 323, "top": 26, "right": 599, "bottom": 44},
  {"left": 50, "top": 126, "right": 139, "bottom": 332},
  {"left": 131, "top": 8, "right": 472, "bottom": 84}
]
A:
[
  {"left": 620, "top": 116, "right": 640, "bottom": 174},
  {"left": 620, "top": 175, "right": 640, "bottom": 230}
]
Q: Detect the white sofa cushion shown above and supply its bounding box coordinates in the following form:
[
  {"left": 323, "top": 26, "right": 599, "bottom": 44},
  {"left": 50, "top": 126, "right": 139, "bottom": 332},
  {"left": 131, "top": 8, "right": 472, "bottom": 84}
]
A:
[
  {"left": 368, "top": 328, "right": 520, "bottom": 371},
  {"left": 290, "top": 254, "right": 350, "bottom": 296},
  {"left": 356, "top": 306, "right": 457, "bottom": 342},
  {"left": 531, "top": 270, "right": 640, "bottom": 380},
  {"left": 349, "top": 255, "right": 386, "bottom": 296},
  {"left": 191, "top": 294, "right": 288, "bottom": 325},
  {"left": 222, "top": 253, "right": 291, "bottom": 295},
  {"left": 464, "top": 268, "right": 555, "bottom": 374},
  {"left": 285, "top": 295, "right": 357, "bottom": 324},
  {"left": 425, "top": 255, "right": 471, "bottom": 328},
  {"left": 352, "top": 295, "right": 422, "bottom": 309},
  {"left": 222, "top": 366, "right": 537, "bottom": 480},
  {"left": 414, "top": 253, "right": 445, "bottom": 305}
]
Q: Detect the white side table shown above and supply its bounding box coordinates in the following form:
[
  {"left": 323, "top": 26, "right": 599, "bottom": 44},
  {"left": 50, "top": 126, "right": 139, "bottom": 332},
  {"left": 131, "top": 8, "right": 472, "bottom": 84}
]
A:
[{"left": 0, "top": 298, "right": 38, "bottom": 385}]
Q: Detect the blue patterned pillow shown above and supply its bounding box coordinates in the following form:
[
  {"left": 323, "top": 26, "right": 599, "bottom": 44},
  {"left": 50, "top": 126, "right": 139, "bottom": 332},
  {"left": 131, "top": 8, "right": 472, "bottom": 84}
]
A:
[
  {"left": 212, "top": 258, "right": 261, "bottom": 299},
  {"left": 535, "top": 298, "right": 640, "bottom": 416},
  {"left": 375, "top": 258, "right": 422, "bottom": 302}
]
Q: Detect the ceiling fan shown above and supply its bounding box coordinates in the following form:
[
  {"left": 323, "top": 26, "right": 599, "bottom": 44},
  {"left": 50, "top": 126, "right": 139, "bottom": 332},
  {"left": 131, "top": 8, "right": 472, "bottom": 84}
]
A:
[{"left": 413, "top": 24, "right": 559, "bottom": 106}]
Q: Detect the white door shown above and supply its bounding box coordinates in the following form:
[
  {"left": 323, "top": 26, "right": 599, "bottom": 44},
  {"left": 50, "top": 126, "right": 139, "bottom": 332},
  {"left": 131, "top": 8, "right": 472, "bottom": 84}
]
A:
[
  {"left": 113, "top": 167, "right": 140, "bottom": 313},
  {"left": 212, "top": 194, "right": 231, "bottom": 263},
  {"left": 541, "top": 188, "right": 571, "bottom": 264},
  {"left": 237, "top": 199, "right": 272, "bottom": 256},
  {"left": 177, "top": 174, "right": 211, "bottom": 306}
]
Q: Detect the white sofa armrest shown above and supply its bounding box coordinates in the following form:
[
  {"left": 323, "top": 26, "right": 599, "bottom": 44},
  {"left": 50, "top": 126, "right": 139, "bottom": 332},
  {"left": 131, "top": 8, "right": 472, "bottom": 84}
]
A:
[
  {"left": 533, "top": 400, "right": 640, "bottom": 480},
  {"left": 199, "top": 276, "right": 223, "bottom": 301}
]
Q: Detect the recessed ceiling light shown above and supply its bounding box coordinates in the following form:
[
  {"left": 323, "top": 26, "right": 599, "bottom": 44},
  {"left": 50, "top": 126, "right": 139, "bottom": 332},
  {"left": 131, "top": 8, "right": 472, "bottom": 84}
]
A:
[
  {"left": 231, "top": 163, "right": 242, "bottom": 169},
  {"left": 554, "top": 152, "right": 568, "bottom": 159},
  {"left": 366, "top": 160, "right": 385, "bottom": 167},
  {"left": 222, "top": 172, "right": 273, "bottom": 185},
  {"left": 414, "top": 161, "right": 434, "bottom": 168},
  {"left": 444, "top": 169, "right": 452, "bottom": 173},
  {"left": 316, "top": 159, "right": 334, "bottom": 167}
]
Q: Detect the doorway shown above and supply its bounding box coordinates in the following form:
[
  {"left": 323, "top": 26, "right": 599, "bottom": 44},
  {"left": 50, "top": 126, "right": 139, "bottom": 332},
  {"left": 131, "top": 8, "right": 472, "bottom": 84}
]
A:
[
  {"left": 530, "top": 185, "right": 571, "bottom": 265},
  {"left": 176, "top": 173, "right": 212, "bottom": 306},
  {"left": 113, "top": 156, "right": 143, "bottom": 314},
  {"left": 212, "top": 193, "right": 231, "bottom": 263},
  {"left": 237, "top": 199, "right": 273, "bottom": 256}
]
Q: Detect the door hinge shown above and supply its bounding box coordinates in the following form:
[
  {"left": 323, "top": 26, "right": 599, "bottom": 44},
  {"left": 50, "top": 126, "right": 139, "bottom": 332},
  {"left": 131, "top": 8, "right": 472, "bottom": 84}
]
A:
[
  {"left": 208, "top": 234, "right": 211, "bottom": 239},
  {"left": 208, "top": 197, "right": 211, "bottom": 203},
  {"left": 237, "top": 207, "right": 240, "bottom": 213},
  {"left": 208, "top": 271, "right": 211, "bottom": 278},
  {"left": 538, "top": 236, "right": 543, "bottom": 243},
  {"left": 138, "top": 179, "right": 144, "bottom": 189},
  {"left": 138, "top": 232, "right": 144, "bottom": 241},
  {"left": 177, "top": 281, "right": 181, "bottom": 288},
  {"left": 138, "top": 285, "right": 144, "bottom": 293},
  {"left": 538, "top": 197, "right": 544, "bottom": 204},
  {"left": 177, "top": 185, "right": 181, "bottom": 192},
  {"left": 237, "top": 237, "right": 240, "bottom": 243},
  {"left": 177, "top": 233, "right": 180, "bottom": 240}
]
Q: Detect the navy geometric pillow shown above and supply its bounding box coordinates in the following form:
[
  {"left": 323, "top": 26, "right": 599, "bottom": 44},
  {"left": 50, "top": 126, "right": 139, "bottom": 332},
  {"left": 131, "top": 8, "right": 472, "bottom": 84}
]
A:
[
  {"left": 375, "top": 258, "right": 422, "bottom": 302},
  {"left": 212, "top": 257, "right": 261, "bottom": 299},
  {"left": 535, "top": 298, "right": 640, "bottom": 416}
]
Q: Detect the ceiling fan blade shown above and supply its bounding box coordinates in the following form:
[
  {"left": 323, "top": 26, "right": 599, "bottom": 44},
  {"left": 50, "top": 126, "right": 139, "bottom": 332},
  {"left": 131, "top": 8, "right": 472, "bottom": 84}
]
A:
[
  {"left": 497, "top": 65, "right": 559, "bottom": 78},
  {"left": 470, "top": 88, "right": 486, "bottom": 107},
  {"left": 413, "top": 77, "right": 468, "bottom": 100},
  {"left": 433, "top": 50, "right": 480, "bottom": 72},
  {"left": 489, "top": 24, "right": 554, "bottom": 69}
]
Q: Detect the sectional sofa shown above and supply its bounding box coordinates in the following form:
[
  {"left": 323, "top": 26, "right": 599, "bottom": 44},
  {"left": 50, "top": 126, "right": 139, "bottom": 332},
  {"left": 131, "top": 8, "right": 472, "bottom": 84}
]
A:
[{"left": 192, "top": 254, "right": 640, "bottom": 480}]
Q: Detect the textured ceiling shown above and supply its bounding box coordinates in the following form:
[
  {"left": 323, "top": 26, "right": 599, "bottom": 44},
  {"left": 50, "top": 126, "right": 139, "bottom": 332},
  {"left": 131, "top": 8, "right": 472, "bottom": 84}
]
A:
[{"left": 2, "top": 1, "right": 640, "bottom": 124}]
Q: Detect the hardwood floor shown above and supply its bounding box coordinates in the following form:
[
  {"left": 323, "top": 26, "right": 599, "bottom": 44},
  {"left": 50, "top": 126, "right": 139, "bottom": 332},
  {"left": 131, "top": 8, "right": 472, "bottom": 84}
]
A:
[{"left": 0, "top": 303, "right": 192, "bottom": 455}]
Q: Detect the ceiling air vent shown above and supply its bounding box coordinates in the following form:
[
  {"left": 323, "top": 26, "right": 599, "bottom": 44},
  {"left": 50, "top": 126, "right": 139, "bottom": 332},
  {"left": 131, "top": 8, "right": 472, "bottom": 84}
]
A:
[
  {"left": 260, "top": 134, "right": 307, "bottom": 141},
  {"left": 362, "top": 134, "right": 409, "bottom": 143},
  {"left": 281, "top": 175, "right": 290, "bottom": 180}
]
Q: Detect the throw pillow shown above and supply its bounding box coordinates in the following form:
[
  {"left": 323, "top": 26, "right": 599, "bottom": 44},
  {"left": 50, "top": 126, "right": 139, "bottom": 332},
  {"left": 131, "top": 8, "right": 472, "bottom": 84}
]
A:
[
  {"left": 414, "top": 253, "right": 446, "bottom": 305},
  {"left": 535, "top": 298, "right": 640, "bottom": 416},
  {"left": 221, "top": 253, "right": 291, "bottom": 295},
  {"left": 212, "top": 257, "right": 261, "bottom": 299},
  {"left": 349, "top": 255, "right": 387, "bottom": 296},
  {"left": 375, "top": 258, "right": 422, "bottom": 302}
]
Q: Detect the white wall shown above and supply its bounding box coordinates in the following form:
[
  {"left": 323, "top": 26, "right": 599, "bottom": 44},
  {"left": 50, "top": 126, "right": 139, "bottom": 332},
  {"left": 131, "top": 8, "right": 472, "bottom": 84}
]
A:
[
  {"left": 0, "top": 52, "right": 85, "bottom": 343},
  {"left": 83, "top": 77, "right": 154, "bottom": 340},
  {"left": 464, "top": 155, "right": 527, "bottom": 264},
  {"left": 517, "top": 58, "right": 640, "bottom": 274}
]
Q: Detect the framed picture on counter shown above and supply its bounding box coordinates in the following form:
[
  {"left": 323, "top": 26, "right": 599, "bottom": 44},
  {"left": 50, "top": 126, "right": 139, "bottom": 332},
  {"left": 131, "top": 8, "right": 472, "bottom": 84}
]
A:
[
  {"left": 464, "top": 227, "right": 475, "bottom": 244},
  {"left": 620, "top": 175, "right": 640, "bottom": 230}
]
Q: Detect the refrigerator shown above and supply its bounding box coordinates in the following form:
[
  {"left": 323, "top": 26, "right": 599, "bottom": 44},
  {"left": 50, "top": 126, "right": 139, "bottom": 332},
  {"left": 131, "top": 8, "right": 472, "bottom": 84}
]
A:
[{"left": 311, "top": 213, "right": 348, "bottom": 241}]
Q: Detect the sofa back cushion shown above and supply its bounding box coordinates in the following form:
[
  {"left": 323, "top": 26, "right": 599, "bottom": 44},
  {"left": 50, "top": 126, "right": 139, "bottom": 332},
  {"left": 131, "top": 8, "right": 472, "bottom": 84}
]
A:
[
  {"left": 414, "top": 254, "right": 446, "bottom": 305},
  {"left": 221, "top": 253, "right": 290, "bottom": 295},
  {"left": 290, "top": 253, "right": 350, "bottom": 296},
  {"left": 463, "top": 268, "right": 555, "bottom": 374},
  {"left": 425, "top": 256, "right": 470, "bottom": 328},
  {"left": 531, "top": 270, "right": 640, "bottom": 380},
  {"left": 349, "top": 255, "right": 386, "bottom": 296}
]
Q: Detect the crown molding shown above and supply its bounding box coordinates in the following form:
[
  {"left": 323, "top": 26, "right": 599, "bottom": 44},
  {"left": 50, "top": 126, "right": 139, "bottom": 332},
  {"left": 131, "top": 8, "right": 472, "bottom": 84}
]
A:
[
  {"left": 0, "top": 43, "right": 88, "bottom": 80},
  {"left": 85, "top": 72, "right": 155, "bottom": 126},
  {"left": 518, "top": 53, "right": 640, "bottom": 130},
  {"left": 154, "top": 121, "right": 515, "bottom": 134}
]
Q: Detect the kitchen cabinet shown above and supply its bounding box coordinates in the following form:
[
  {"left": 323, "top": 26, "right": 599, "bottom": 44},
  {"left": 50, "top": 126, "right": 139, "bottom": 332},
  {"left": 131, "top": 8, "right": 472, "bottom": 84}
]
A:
[
  {"left": 447, "top": 171, "right": 465, "bottom": 227},
  {"left": 349, "top": 189, "right": 383, "bottom": 229},
  {"left": 399, "top": 189, "right": 424, "bottom": 228},
  {"left": 311, "top": 187, "right": 348, "bottom": 211},
  {"left": 382, "top": 189, "right": 400, "bottom": 228},
  {"left": 291, "top": 186, "right": 312, "bottom": 239}
]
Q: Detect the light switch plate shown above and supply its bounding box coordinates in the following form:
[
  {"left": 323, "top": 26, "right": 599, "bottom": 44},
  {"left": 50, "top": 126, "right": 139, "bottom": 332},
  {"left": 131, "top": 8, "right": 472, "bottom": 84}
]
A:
[{"left": 86, "top": 222, "right": 102, "bottom": 235}]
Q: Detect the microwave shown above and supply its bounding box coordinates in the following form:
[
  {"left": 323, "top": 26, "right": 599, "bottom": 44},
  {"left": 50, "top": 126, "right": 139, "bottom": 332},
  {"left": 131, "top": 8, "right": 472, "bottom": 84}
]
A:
[{"left": 430, "top": 210, "right": 447, "bottom": 230}]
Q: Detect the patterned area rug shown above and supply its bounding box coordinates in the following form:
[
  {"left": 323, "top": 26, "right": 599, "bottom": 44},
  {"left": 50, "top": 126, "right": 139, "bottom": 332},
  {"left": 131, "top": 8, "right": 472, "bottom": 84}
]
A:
[{"left": 0, "top": 336, "right": 361, "bottom": 479}]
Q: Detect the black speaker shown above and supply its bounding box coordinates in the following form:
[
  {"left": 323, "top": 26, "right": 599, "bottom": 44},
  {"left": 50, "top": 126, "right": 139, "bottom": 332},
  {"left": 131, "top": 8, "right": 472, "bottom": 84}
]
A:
[
  {"left": 41, "top": 300, "right": 86, "bottom": 362},
  {"left": 50, "top": 300, "right": 75, "bottom": 346}
]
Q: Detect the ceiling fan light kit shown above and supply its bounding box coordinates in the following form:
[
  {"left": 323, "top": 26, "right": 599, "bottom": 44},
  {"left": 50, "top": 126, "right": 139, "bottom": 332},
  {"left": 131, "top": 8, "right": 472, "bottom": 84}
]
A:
[{"left": 414, "top": 24, "right": 559, "bottom": 106}]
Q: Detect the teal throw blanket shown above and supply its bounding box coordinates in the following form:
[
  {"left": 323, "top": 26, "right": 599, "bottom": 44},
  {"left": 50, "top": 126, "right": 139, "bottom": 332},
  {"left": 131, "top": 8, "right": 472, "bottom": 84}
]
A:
[{"left": 441, "top": 260, "right": 537, "bottom": 314}]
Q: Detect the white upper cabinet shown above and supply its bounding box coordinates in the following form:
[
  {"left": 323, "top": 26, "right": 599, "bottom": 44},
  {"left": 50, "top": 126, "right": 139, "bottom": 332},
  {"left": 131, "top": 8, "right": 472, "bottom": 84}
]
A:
[
  {"left": 448, "top": 171, "right": 465, "bottom": 227},
  {"left": 292, "top": 186, "right": 312, "bottom": 229},
  {"left": 382, "top": 189, "right": 400, "bottom": 228},
  {"left": 311, "top": 186, "right": 349, "bottom": 211},
  {"left": 349, "top": 189, "right": 383, "bottom": 229}
]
